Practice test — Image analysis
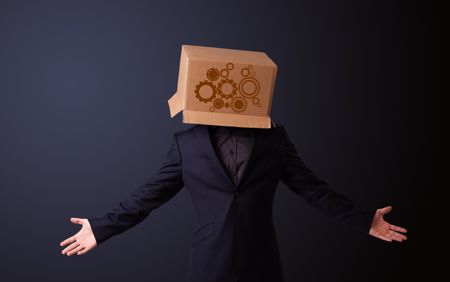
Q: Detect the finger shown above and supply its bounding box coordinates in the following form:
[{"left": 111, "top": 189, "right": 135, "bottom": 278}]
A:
[
  {"left": 60, "top": 236, "right": 76, "bottom": 247},
  {"left": 62, "top": 242, "right": 80, "bottom": 254},
  {"left": 389, "top": 230, "right": 407, "bottom": 240},
  {"left": 379, "top": 206, "right": 392, "bottom": 215},
  {"left": 67, "top": 244, "right": 85, "bottom": 256},
  {"left": 77, "top": 247, "right": 90, "bottom": 255},
  {"left": 377, "top": 234, "right": 393, "bottom": 242},
  {"left": 70, "top": 217, "right": 83, "bottom": 225},
  {"left": 389, "top": 235, "right": 405, "bottom": 242},
  {"left": 390, "top": 224, "right": 407, "bottom": 233},
  {"left": 371, "top": 230, "right": 392, "bottom": 242}
]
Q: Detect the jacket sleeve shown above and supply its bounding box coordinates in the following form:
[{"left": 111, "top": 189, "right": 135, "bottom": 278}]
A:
[
  {"left": 87, "top": 133, "right": 184, "bottom": 245},
  {"left": 279, "top": 125, "right": 375, "bottom": 234}
]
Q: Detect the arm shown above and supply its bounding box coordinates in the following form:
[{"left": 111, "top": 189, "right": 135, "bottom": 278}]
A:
[
  {"left": 279, "top": 125, "right": 376, "bottom": 234},
  {"left": 88, "top": 133, "right": 184, "bottom": 245},
  {"left": 279, "top": 125, "right": 407, "bottom": 242},
  {"left": 60, "top": 133, "right": 184, "bottom": 255}
]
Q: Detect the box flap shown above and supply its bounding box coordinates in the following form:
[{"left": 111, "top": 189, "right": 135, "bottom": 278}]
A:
[
  {"left": 168, "top": 92, "right": 183, "bottom": 117},
  {"left": 182, "top": 45, "right": 276, "bottom": 67}
]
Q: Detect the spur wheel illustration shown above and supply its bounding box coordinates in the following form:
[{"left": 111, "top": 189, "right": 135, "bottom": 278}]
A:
[
  {"left": 239, "top": 77, "right": 260, "bottom": 98},
  {"left": 220, "top": 69, "right": 229, "bottom": 78},
  {"left": 195, "top": 80, "right": 217, "bottom": 103},
  {"left": 231, "top": 96, "right": 247, "bottom": 113},
  {"left": 193, "top": 62, "right": 262, "bottom": 113},
  {"left": 213, "top": 98, "right": 224, "bottom": 109},
  {"left": 217, "top": 78, "right": 237, "bottom": 99},
  {"left": 206, "top": 68, "right": 220, "bottom": 81}
]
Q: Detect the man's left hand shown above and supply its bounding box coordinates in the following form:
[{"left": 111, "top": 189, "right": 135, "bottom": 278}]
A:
[{"left": 369, "top": 206, "right": 408, "bottom": 242}]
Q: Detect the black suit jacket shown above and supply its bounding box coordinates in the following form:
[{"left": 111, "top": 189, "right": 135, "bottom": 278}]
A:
[{"left": 88, "top": 123, "right": 375, "bottom": 282}]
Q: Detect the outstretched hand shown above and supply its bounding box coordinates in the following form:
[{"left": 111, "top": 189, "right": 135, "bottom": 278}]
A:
[
  {"left": 369, "top": 206, "right": 408, "bottom": 242},
  {"left": 60, "top": 217, "right": 97, "bottom": 256}
]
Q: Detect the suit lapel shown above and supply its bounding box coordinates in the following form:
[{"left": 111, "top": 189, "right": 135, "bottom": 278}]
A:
[
  {"left": 196, "top": 124, "right": 259, "bottom": 191},
  {"left": 235, "top": 127, "right": 258, "bottom": 190}
]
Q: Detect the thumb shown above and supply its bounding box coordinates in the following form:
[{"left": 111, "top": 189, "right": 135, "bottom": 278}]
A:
[
  {"left": 70, "top": 217, "right": 84, "bottom": 225},
  {"left": 378, "top": 206, "right": 392, "bottom": 215}
]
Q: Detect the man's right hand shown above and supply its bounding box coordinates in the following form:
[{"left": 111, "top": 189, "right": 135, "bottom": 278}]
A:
[{"left": 60, "top": 217, "right": 97, "bottom": 256}]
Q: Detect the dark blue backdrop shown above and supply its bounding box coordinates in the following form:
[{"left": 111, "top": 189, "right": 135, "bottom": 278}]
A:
[{"left": 0, "top": 0, "right": 442, "bottom": 281}]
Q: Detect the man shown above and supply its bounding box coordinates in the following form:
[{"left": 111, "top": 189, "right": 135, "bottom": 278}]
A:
[{"left": 59, "top": 122, "right": 407, "bottom": 282}]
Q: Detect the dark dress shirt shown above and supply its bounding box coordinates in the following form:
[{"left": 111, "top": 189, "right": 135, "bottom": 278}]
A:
[{"left": 208, "top": 125, "right": 253, "bottom": 186}]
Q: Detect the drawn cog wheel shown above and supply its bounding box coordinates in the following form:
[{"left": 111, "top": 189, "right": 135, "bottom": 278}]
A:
[
  {"left": 195, "top": 80, "right": 217, "bottom": 103},
  {"left": 239, "top": 77, "right": 260, "bottom": 98},
  {"left": 206, "top": 68, "right": 220, "bottom": 81},
  {"left": 231, "top": 96, "right": 247, "bottom": 113},
  {"left": 217, "top": 78, "right": 237, "bottom": 99},
  {"left": 213, "top": 98, "right": 224, "bottom": 109}
]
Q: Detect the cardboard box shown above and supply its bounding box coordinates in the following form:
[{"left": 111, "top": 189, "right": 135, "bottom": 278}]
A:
[{"left": 168, "top": 45, "right": 277, "bottom": 128}]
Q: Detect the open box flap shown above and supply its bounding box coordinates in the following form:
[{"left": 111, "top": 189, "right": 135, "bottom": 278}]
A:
[{"left": 168, "top": 92, "right": 183, "bottom": 118}]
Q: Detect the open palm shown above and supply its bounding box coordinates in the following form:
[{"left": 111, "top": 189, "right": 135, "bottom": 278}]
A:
[
  {"left": 60, "top": 217, "right": 97, "bottom": 256},
  {"left": 369, "top": 206, "right": 408, "bottom": 242}
]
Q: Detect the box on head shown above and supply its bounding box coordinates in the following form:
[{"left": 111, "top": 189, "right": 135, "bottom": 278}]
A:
[{"left": 168, "top": 45, "right": 277, "bottom": 129}]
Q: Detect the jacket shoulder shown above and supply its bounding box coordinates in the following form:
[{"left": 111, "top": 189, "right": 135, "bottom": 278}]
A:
[
  {"left": 268, "top": 121, "right": 287, "bottom": 136},
  {"left": 271, "top": 121, "right": 285, "bottom": 130},
  {"left": 173, "top": 124, "right": 201, "bottom": 140}
]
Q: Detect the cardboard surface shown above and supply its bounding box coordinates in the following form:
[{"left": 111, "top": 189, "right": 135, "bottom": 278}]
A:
[{"left": 168, "top": 45, "right": 277, "bottom": 128}]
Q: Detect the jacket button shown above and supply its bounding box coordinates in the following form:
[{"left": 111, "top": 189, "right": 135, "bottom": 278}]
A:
[{"left": 234, "top": 192, "right": 240, "bottom": 198}]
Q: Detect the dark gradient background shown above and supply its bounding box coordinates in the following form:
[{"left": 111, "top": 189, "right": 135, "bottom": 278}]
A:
[{"left": 0, "top": 1, "right": 443, "bottom": 281}]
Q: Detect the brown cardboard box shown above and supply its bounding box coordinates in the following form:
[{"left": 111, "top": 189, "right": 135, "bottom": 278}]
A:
[{"left": 168, "top": 45, "right": 277, "bottom": 128}]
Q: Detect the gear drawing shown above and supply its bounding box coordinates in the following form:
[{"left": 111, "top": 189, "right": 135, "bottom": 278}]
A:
[
  {"left": 220, "top": 69, "right": 229, "bottom": 78},
  {"left": 213, "top": 98, "right": 224, "bottom": 109},
  {"left": 241, "top": 65, "right": 255, "bottom": 77},
  {"left": 241, "top": 68, "right": 250, "bottom": 77},
  {"left": 231, "top": 96, "right": 247, "bottom": 113},
  {"left": 239, "top": 77, "right": 260, "bottom": 98},
  {"left": 217, "top": 78, "right": 237, "bottom": 99},
  {"left": 193, "top": 62, "right": 262, "bottom": 113},
  {"left": 207, "top": 68, "right": 220, "bottom": 81},
  {"left": 195, "top": 80, "right": 217, "bottom": 103}
]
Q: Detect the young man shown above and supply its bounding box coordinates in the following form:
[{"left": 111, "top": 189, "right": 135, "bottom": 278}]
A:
[{"left": 60, "top": 123, "right": 407, "bottom": 282}]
